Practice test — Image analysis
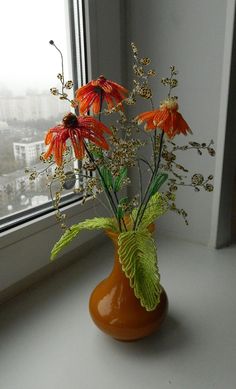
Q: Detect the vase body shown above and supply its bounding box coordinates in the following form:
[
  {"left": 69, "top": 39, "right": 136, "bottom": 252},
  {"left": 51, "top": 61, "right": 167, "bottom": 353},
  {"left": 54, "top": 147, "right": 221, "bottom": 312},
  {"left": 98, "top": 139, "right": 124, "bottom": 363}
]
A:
[{"left": 89, "top": 229, "right": 168, "bottom": 341}]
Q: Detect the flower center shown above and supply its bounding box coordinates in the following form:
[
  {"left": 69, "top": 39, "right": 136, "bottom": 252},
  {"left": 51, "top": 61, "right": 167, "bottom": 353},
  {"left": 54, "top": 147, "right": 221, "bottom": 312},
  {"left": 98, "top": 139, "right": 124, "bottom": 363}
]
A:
[
  {"left": 62, "top": 113, "right": 78, "bottom": 128},
  {"left": 161, "top": 98, "right": 178, "bottom": 111},
  {"left": 93, "top": 86, "right": 103, "bottom": 95}
]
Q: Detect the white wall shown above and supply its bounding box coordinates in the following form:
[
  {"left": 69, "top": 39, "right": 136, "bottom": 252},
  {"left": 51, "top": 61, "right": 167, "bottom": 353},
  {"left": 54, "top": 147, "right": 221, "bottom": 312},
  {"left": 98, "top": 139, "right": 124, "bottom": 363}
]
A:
[{"left": 125, "top": 0, "right": 234, "bottom": 245}]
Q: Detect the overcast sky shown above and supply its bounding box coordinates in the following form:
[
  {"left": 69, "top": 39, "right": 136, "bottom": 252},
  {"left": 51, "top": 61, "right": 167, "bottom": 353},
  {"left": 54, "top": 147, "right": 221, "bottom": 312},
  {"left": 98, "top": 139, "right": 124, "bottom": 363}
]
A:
[{"left": 0, "top": 0, "right": 70, "bottom": 96}]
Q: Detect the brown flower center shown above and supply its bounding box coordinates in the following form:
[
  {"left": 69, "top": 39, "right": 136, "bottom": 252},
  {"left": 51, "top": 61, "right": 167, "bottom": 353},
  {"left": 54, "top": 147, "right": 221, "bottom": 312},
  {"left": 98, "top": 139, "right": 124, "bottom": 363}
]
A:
[
  {"left": 93, "top": 86, "right": 103, "bottom": 95},
  {"left": 63, "top": 113, "right": 78, "bottom": 128}
]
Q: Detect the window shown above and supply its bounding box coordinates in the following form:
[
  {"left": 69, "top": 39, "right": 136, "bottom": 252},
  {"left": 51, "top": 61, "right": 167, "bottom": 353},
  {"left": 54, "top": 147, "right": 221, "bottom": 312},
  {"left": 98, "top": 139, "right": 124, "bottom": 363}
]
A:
[
  {"left": 0, "top": 0, "right": 124, "bottom": 296},
  {"left": 0, "top": 0, "right": 86, "bottom": 232}
]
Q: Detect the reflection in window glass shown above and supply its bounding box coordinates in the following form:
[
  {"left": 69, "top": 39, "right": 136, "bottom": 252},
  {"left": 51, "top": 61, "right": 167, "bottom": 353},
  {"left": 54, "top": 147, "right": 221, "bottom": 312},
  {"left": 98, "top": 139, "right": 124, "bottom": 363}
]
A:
[{"left": 0, "top": 0, "right": 71, "bottom": 220}]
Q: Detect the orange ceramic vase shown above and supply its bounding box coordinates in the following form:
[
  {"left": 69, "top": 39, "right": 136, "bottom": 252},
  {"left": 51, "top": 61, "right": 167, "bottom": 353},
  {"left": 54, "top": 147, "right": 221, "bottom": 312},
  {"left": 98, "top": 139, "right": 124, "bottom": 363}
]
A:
[{"left": 89, "top": 229, "right": 168, "bottom": 341}]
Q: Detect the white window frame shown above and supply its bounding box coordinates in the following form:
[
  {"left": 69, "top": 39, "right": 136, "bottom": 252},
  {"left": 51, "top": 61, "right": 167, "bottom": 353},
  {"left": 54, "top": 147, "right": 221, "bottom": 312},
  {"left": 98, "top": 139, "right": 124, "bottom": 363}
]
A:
[{"left": 0, "top": 0, "right": 124, "bottom": 294}]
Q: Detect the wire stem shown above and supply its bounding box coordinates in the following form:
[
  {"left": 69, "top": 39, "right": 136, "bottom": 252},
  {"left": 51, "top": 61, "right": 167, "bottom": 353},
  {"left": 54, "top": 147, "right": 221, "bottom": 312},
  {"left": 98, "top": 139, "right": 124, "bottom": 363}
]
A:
[
  {"left": 134, "top": 130, "right": 164, "bottom": 230},
  {"left": 83, "top": 142, "right": 121, "bottom": 229}
]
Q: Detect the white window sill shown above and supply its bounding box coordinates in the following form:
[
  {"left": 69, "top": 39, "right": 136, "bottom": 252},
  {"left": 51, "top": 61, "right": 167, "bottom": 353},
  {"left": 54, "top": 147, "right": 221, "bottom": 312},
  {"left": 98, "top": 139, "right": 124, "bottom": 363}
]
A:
[
  {"left": 0, "top": 199, "right": 105, "bottom": 293},
  {"left": 0, "top": 233, "right": 235, "bottom": 389}
]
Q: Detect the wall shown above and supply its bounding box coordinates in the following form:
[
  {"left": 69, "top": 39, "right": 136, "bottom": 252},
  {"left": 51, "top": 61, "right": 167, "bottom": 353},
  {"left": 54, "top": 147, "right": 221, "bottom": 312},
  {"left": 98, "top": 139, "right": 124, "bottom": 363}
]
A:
[
  {"left": 125, "top": 0, "right": 234, "bottom": 245},
  {"left": 212, "top": 5, "right": 236, "bottom": 247}
]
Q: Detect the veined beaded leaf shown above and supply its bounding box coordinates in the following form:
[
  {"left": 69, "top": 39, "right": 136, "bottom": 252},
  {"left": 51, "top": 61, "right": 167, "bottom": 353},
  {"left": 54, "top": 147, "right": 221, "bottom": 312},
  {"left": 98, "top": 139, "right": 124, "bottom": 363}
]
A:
[
  {"left": 139, "top": 192, "right": 169, "bottom": 230},
  {"left": 132, "top": 192, "right": 169, "bottom": 231},
  {"left": 118, "top": 230, "right": 161, "bottom": 311},
  {"left": 51, "top": 217, "right": 118, "bottom": 260}
]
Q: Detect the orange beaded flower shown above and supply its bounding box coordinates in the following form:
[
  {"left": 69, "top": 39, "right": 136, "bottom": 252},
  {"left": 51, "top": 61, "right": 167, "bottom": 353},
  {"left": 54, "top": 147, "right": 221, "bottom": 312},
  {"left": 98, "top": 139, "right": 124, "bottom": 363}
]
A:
[
  {"left": 136, "top": 98, "right": 192, "bottom": 138},
  {"left": 75, "top": 75, "right": 128, "bottom": 115},
  {"left": 43, "top": 113, "right": 112, "bottom": 166}
]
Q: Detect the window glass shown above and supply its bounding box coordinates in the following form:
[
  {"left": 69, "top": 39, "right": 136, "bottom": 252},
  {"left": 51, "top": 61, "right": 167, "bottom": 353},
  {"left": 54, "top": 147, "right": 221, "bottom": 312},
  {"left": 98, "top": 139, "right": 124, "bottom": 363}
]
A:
[{"left": 0, "top": 0, "right": 71, "bottom": 221}]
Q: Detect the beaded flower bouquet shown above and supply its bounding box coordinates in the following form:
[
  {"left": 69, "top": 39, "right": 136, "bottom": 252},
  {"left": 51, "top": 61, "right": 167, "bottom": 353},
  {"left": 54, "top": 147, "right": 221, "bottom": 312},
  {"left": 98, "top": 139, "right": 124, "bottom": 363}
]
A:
[{"left": 30, "top": 42, "right": 215, "bottom": 339}]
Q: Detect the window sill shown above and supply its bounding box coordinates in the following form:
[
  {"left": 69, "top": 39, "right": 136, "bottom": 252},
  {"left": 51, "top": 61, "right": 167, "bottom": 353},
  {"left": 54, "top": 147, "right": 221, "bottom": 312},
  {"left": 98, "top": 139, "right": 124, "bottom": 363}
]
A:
[
  {"left": 0, "top": 199, "right": 105, "bottom": 293},
  {"left": 0, "top": 234, "right": 235, "bottom": 388}
]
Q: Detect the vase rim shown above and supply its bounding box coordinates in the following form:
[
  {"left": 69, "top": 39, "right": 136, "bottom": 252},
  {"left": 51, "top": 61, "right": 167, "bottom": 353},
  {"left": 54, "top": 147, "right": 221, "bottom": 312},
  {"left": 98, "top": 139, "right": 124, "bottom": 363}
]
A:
[
  {"left": 105, "top": 222, "right": 155, "bottom": 239},
  {"left": 105, "top": 229, "right": 119, "bottom": 240}
]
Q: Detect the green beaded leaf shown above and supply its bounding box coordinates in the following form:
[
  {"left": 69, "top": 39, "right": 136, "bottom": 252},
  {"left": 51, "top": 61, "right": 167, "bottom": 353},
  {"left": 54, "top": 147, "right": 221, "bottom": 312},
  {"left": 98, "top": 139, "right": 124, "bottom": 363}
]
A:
[
  {"left": 118, "top": 230, "right": 161, "bottom": 311},
  {"left": 100, "top": 167, "right": 113, "bottom": 190},
  {"left": 139, "top": 192, "right": 169, "bottom": 230},
  {"left": 149, "top": 173, "right": 168, "bottom": 196},
  {"left": 132, "top": 192, "right": 169, "bottom": 231},
  {"left": 113, "top": 167, "right": 127, "bottom": 192},
  {"left": 51, "top": 217, "right": 118, "bottom": 260},
  {"left": 100, "top": 166, "right": 127, "bottom": 192}
]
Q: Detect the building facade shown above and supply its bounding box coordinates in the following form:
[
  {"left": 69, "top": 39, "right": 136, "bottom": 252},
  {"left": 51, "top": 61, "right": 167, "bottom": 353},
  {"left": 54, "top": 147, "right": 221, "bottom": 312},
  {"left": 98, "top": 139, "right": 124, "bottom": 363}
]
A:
[{"left": 13, "top": 139, "right": 45, "bottom": 165}]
